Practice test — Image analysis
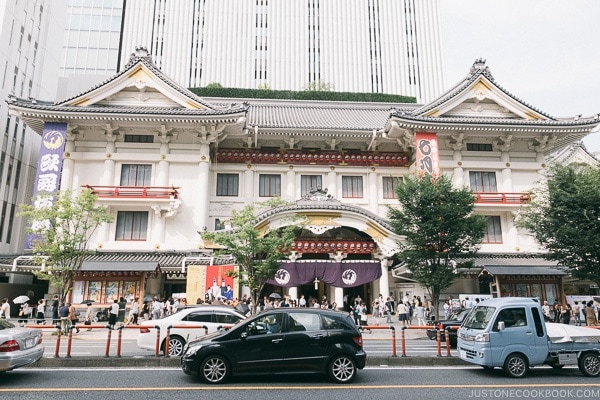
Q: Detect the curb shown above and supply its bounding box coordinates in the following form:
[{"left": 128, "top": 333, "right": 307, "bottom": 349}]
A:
[{"left": 28, "top": 355, "right": 470, "bottom": 369}]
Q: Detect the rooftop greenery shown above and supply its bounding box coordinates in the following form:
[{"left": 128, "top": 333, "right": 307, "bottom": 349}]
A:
[{"left": 189, "top": 87, "right": 416, "bottom": 103}]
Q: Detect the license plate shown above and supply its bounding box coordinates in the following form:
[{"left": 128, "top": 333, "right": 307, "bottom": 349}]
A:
[
  {"left": 459, "top": 349, "right": 466, "bottom": 359},
  {"left": 25, "top": 337, "right": 36, "bottom": 349}
]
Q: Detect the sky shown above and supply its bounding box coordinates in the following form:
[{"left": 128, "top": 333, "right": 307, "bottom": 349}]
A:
[{"left": 439, "top": 0, "right": 600, "bottom": 152}]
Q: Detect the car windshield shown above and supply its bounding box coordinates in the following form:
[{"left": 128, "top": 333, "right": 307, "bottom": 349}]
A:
[
  {"left": 0, "top": 318, "right": 16, "bottom": 330},
  {"left": 462, "top": 306, "right": 495, "bottom": 330}
]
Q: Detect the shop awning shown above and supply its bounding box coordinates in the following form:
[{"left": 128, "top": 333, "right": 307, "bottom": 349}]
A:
[
  {"left": 80, "top": 261, "right": 159, "bottom": 272},
  {"left": 481, "top": 265, "right": 567, "bottom": 276}
]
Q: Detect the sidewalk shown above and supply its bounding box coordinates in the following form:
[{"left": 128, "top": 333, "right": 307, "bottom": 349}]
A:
[{"left": 27, "top": 318, "right": 471, "bottom": 369}]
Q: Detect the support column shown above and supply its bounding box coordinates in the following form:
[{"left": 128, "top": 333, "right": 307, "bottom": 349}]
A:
[
  {"left": 197, "top": 143, "right": 211, "bottom": 231},
  {"left": 327, "top": 167, "right": 337, "bottom": 196},
  {"left": 285, "top": 166, "right": 295, "bottom": 201},
  {"left": 244, "top": 166, "right": 254, "bottom": 203},
  {"left": 334, "top": 287, "right": 343, "bottom": 311},
  {"left": 501, "top": 151, "right": 513, "bottom": 192},
  {"left": 157, "top": 141, "right": 170, "bottom": 186},
  {"left": 368, "top": 168, "right": 378, "bottom": 214},
  {"left": 102, "top": 141, "right": 116, "bottom": 185},
  {"left": 452, "top": 150, "right": 464, "bottom": 187},
  {"left": 288, "top": 287, "right": 298, "bottom": 302},
  {"left": 60, "top": 133, "right": 76, "bottom": 191},
  {"left": 379, "top": 259, "right": 391, "bottom": 301}
]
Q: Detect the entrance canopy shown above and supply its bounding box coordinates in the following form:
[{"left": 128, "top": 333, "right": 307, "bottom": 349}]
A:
[{"left": 266, "top": 260, "right": 381, "bottom": 288}]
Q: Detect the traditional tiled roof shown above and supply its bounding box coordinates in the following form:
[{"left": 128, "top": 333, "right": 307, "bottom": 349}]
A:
[
  {"left": 0, "top": 251, "right": 235, "bottom": 273},
  {"left": 56, "top": 47, "right": 236, "bottom": 112},
  {"left": 393, "top": 58, "right": 600, "bottom": 129},
  {"left": 205, "top": 97, "right": 417, "bottom": 133},
  {"left": 473, "top": 253, "right": 566, "bottom": 276}
]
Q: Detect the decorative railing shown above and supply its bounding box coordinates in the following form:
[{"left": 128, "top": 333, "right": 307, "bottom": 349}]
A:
[
  {"left": 291, "top": 239, "right": 376, "bottom": 254},
  {"left": 83, "top": 185, "right": 179, "bottom": 199},
  {"left": 215, "top": 148, "right": 410, "bottom": 167},
  {"left": 474, "top": 192, "right": 530, "bottom": 204}
]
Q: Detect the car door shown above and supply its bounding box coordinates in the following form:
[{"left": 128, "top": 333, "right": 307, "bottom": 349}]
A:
[
  {"left": 180, "top": 311, "right": 215, "bottom": 341},
  {"left": 229, "top": 312, "right": 285, "bottom": 373},
  {"left": 280, "top": 311, "right": 329, "bottom": 371},
  {"left": 490, "top": 307, "right": 537, "bottom": 364}
]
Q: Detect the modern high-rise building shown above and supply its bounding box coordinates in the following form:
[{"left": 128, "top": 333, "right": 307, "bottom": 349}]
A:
[
  {"left": 0, "top": 0, "right": 66, "bottom": 255},
  {"left": 59, "top": 0, "right": 445, "bottom": 103}
]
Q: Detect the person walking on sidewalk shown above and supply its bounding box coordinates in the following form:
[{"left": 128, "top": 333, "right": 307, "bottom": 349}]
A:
[
  {"left": 85, "top": 303, "right": 94, "bottom": 331},
  {"left": 68, "top": 303, "right": 80, "bottom": 333},
  {"left": 397, "top": 301, "right": 409, "bottom": 328},
  {"left": 108, "top": 299, "right": 119, "bottom": 328},
  {"left": 36, "top": 299, "right": 45, "bottom": 324}
]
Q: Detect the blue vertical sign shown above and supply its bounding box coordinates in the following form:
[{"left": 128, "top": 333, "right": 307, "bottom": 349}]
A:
[{"left": 25, "top": 122, "right": 68, "bottom": 250}]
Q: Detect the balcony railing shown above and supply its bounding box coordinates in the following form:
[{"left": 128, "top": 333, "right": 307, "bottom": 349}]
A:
[
  {"left": 83, "top": 185, "right": 179, "bottom": 199},
  {"left": 474, "top": 192, "right": 530, "bottom": 204},
  {"left": 291, "top": 239, "right": 376, "bottom": 254}
]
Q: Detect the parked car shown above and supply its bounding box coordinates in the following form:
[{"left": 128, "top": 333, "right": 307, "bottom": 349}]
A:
[
  {"left": 0, "top": 318, "right": 44, "bottom": 372},
  {"left": 181, "top": 308, "right": 366, "bottom": 384},
  {"left": 426, "top": 308, "right": 471, "bottom": 347},
  {"left": 137, "top": 305, "right": 245, "bottom": 357}
]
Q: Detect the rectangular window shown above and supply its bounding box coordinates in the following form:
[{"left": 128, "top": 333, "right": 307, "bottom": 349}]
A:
[
  {"left": 216, "top": 174, "right": 239, "bottom": 196},
  {"left": 483, "top": 216, "right": 502, "bottom": 243},
  {"left": 120, "top": 164, "right": 151, "bottom": 186},
  {"left": 467, "top": 143, "right": 493, "bottom": 151},
  {"left": 342, "top": 176, "right": 363, "bottom": 198},
  {"left": 301, "top": 175, "right": 322, "bottom": 196},
  {"left": 124, "top": 134, "right": 154, "bottom": 143},
  {"left": 115, "top": 211, "right": 148, "bottom": 241},
  {"left": 469, "top": 171, "right": 497, "bottom": 192},
  {"left": 259, "top": 174, "right": 281, "bottom": 197},
  {"left": 382, "top": 177, "right": 401, "bottom": 199}
]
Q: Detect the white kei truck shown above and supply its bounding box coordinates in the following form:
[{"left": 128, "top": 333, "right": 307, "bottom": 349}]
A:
[{"left": 457, "top": 297, "right": 600, "bottom": 378}]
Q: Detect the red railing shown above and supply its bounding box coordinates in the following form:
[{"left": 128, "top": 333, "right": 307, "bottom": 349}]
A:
[
  {"left": 83, "top": 185, "right": 179, "bottom": 199},
  {"left": 474, "top": 192, "right": 530, "bottom": 204}
]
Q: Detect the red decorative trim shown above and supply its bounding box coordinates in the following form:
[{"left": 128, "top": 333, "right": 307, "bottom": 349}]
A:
[
  {"left": 291, "top": 239, "right": 376, "bottom": 254},
  {"left": 475, "top": 192, "right": 530, "bottom": 204},
  {"left": 83, "top": 185, "right": 179, "bottom": 199},
  {"left": 215, "top": 149, "right": 409, "bottom": 167}
]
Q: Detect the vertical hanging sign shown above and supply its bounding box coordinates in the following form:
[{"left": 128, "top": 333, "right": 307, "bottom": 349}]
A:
[
  {"left": 415, "top": 132, "right": 440, "bottom": 178},
  {"left": 25, "top": 122, "right": 68, "bottom": 250}
]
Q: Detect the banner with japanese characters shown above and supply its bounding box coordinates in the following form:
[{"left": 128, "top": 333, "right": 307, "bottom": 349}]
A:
[
  {"left": 415, "top": 132, "right": 440, "bottom": 177},
  {"left": 25, "top": 122, "right": 67, "bottom": 249}
]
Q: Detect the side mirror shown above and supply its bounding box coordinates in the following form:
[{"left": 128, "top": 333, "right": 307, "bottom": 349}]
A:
[{"left": 498, "top": 321, "right": 505, "bottom": 331}]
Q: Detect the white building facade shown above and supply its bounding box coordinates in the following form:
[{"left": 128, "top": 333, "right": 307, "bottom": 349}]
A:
[
  {"left": 60, "top": 0, "right": 445, "bottom": 103},
  {"left": 7, "top": 50, "right": 599, "bottom": 310},
  {"left": 0, "top": 0, "right": 66, "bottom": 256}
]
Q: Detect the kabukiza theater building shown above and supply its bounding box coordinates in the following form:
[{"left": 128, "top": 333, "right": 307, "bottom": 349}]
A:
[{"left": 6, "top": 48, "right": 599, "bottom": 310}]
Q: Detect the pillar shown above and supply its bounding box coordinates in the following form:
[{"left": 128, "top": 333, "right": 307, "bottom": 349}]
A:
[{"left": 197, "top": 143, "right": 211, "bottom": 230}]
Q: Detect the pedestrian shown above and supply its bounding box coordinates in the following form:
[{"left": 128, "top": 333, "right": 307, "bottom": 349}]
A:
[
  {"left": 118, "top": 296, "right": 127, "bottom": 323},
  {"left": 59, "top": 303, "right": 70, "bottom": 334},
  {"left": 397, "top": 301, "right": 409, "bottom": 328},
  {"left": 416, "top": 301, "right": 426, "bottom": 326},
  {"left": 443, "top": 299, "right": 451, "bottom": 320},
  {"left": 36, "top": 298, "right": 46, "bottom": 324},
  {"left": 0, "top": 298, "right": 10, "bottom": 319},
  {"left": 384, "top": 297, "right": 393, "bottom": 323},
  {"left": 69, "top": 302, "right": 80, "bottom": 333},
  {"left": 85, "top": 303, "right": 94, "bottom": 331},
  {"left": 572, "top": 302, "right": 581, "bottom": 326},
  {"left": 108, "top": 299, "right": 119, "bottom": 328},
  {"left": 542, "top": 301, "right": 551, "bottom": 322},
  {"left": 130, "top": 297, "right": 139, "bottom": 325},
  {"left": 51, "top": 296, "right": 59, "bottom": 325},
  {"left": 585, "top": 301, "right": 598, "bottom": 326},
  {"left": 152, "top": 298, "right": 162, "bottom": 320},
  {"left": 560, "top": 303, "right": 571, "bottom": 325}
]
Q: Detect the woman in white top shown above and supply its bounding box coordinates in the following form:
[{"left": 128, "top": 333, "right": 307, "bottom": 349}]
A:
[
  {"left": 0, "top": 298, "right": 9, "bottom": 319},
  {"left": 36, "top": 299, "right": 45, "bottom": 324}
]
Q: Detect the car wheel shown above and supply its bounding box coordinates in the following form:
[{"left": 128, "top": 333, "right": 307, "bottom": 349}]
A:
[
  {"left": 165, "top": 336, "right": 185, "bottom": 357},
  {"left": 578, "top": 352, "right": 600, "bottom": 377},
  {"left": 503, "top": 353, "right": 528, "bottom": 378},
  {"left": 328, "top": 355, "right": 357, "bottom": 383},
  {"left": 199, "top": 355, "right": 230, "bottom": 384}
]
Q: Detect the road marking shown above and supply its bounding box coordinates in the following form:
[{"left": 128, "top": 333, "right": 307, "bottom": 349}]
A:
[{"left": 2, "top": 383, "right": 600, "bottom": 392}]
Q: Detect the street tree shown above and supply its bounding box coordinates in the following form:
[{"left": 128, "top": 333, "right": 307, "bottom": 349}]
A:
[
  {"left": 18, "top": 189, "right": 114, "bottom": 302},
  {"left": 387, "top": 174, "right": 487, "bottom": 318},
  {"left": 201, "top": 200, "right": 300, "bottom": 310},
  {"left": 516, "top": 163, "right": 600, "bottom": 288}
]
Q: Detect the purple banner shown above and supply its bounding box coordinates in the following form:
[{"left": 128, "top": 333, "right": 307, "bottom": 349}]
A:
[
  {"left": 268, "top": 260, "right": 381, "bottom": 288},
  {"left": 25, "top": 122, "right": 68, "bottom": 249}
]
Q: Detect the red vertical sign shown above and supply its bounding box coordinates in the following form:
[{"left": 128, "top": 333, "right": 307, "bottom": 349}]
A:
[{"left": 415, "top": 132, "right": 440, "bottom": 177}]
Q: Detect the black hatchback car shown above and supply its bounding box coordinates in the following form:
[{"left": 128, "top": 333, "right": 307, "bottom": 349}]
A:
[{"left": 181, "top": 308, "right": 366, "bottom": 384}]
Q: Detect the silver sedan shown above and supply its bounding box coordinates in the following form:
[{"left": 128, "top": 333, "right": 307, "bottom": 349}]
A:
[{"left": 0, "top": 318, "right": 44, "bottom": 372}]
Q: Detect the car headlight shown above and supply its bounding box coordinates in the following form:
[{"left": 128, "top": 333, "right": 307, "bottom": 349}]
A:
[
  {"left": 184, "top": 344, "right": 203, "bottom": 356},
  {"left": 474, "top": 333, "right": 489, "bottom": 342}
]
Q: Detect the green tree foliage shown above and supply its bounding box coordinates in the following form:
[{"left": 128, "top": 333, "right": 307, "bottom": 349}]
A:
[
  {"left": 201, "top": 201, "right": 300, "bottom": 309},
  {"left": 516, "top": 164, "right": 600, "bottom": 287},
  {"left": 18, "top": 189, "right": 114, "bottom": 302},
  {"left": 388, "top": 175, "right": 487, "bottom": 317}
]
